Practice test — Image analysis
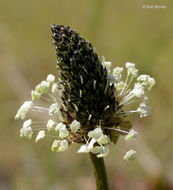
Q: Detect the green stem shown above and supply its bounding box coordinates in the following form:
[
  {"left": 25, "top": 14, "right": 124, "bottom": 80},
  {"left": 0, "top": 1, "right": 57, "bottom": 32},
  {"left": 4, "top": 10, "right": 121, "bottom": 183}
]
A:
[{"left": 89, "top": 153, "right": 109, "bottom": 190}]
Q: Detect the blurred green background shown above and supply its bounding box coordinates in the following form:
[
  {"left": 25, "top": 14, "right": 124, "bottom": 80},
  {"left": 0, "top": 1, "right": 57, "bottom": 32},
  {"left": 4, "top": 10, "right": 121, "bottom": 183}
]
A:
[{"left": 0, "top": 0, "right": 173, "bottom": 190}]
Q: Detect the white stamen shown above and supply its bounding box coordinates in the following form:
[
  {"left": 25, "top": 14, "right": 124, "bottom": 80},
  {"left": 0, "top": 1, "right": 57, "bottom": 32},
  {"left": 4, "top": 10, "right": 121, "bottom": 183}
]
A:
[
  {"left": 83, "top": 67, "right": 88, "bottom": 74},
  {"left": 31, "top": 90, "right": 41, "bottom": 101},
  {"left": 31, "top": 109, "right": 48, "bottom": 113},
  {"left": 77, "top": 145, "right": 90, "bottom": 153},
  {"left": 93, "top": 80, "right": 96, "bottom": 90},
  {"left": 40, "top": 96, "right": 52, "bottom": 102},
  {"left": 67, "top": 83, "right": 71, "bottom": 90},
  {"left": 20, "top": 119, "right": 33, "bottom": 139},
  {"left": 39, "top": 80, "right": 50, "bottom": 93},
  {"left": 62, "top": 104, "right": 67, "bottom": 111},
  {"left": 125, "top": 62, "right": 138, "bottom": 77},
  {"left": 97, "top": 135, "right": 110, "bottom": 145},
  {"left": 33, "top": 106, "right": 49, "bottom": 111},
  {"left": 52, "top": 83, "right": 59, "bottom": 95},
  {"left": 55, "top": 123, "right": 65, "bottom": 132},
  {"left": 47, "top": 134, "right": 59, "bottom": 138},
  {"left": 79, "top": 90, "right": 82, "bottom": 98},
  {"left": 46, "top": 74, "right": 55, "bottom": 85},
  {"left": 15, "top": 101, "right": 33, "bottom": 120},
  {"left": 49, "top": 103, "right": 60, "bottom": 115},
  {"left": 88, "top": 114, "right": 92, "bottom": 120},
  {"left": 96, "top": 147, "right": 110, "bottom": 158},
  {"left": 102, "top": 56, "right": 112, "bottom": 73},
  {"left": 23, "top": 119, "right": 32, "bottom": 129},
  {"left": 47, "top": 119, "right": 56, "bottom": 131},
  {"left": 70, "top": 120, "right": 81, "bottom": 133},
  {"left": 88, "top": 127, "right": 103, "bottom": 140},
  {"left": 105, "top": 127, "right": 128, "bottom": 134},
  {"left": 124, "top": 98, "right": 139, "bottom": 106},
  {"left": 113, "top": 67, "right": 123, "bottom": 76},
  {"left": 104, "top": 105, "right": 109, "bottom": 111},
  {"left": 51, "top": 140, "right": 68, "bottom": 152},
  {"left": 130, "top": 83, "right": 144, "bottom": 98},
  {"left": 123, "top": 149, "right": 136, "bottom": 161},
  {"left": 117, "top": 110, "right": 137, "bottom": 116},
  {"left": 73, "top": 104, "right": 78, "bottom": 112},
  {"left": 125, "top": 130, "right": 138, "bottom": 141},
  {"left": 47, "top": 92, "right": 57, "bottom": 102},
  {"left": 116, "top": 81, "right": 126, "bottom": 92},
  {"left": 104, "top": 81, "right": 108, "bottom": 94},
  {"left": 80, "top": 75, "right": 83, "bottom": 84},
  {"left": 120, "top": 83, "right": 144, "bottom": 105},
  {"left": 35, "top": 130, "right": 45, "bottom": 142},
  {"left": 32, "top": 128, "right": 47, "bottom": 131},
  {"left": 137, "top": 103, "right": 151, "bottom": 117},
  {"left": 137, "top": 74, "right": 155, "bottom": 90},
  {"left": 61, "top": 84, "right": 65, "bottom": 92},
  {"left": 32, "top": 121, "right": 46, "bottom": 124},
  {"left": 20, "top": 126, "right": 33, "bottom": 139},
  {"left": 88, "top": 138, "right": 96, "bottom": 149},
  {"left": 123, "top": 74, "right": 134, "bottom": 94},
  {"left": 91, "top": 146, "right": 110, "bottom": 158},
  {"left": 59, "top": 125, "right": 69, "bottom": 139},
  {"left": 107, "top": 74, "right": 119, "bottom": 83},
  {"left": 120, "top": 73, "right": 129, "bottom": 96}
]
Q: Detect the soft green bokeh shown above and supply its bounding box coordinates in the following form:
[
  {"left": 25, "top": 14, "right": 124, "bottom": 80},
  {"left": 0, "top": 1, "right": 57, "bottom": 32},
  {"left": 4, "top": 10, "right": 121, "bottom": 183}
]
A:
[{"left": 0, "top": 0, "right": 173, "bottom": 189}]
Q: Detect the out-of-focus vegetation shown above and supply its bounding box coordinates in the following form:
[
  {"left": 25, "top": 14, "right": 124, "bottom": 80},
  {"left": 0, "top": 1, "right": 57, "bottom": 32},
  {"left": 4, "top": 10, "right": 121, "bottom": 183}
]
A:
[{"left": 0, "top": 0, "right": 173, "bottom": 190}]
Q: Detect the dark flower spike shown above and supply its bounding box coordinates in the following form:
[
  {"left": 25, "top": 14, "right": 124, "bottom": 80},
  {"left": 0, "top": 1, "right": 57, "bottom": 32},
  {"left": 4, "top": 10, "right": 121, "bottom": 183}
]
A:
[
  {"left": 15, "top": 25, "right": 155, "bottom": 160},
  {"left": 51, "top": 25, "right": 117, "bottom": 134}
]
